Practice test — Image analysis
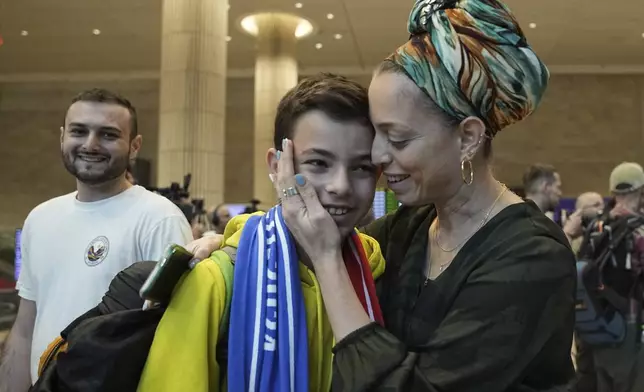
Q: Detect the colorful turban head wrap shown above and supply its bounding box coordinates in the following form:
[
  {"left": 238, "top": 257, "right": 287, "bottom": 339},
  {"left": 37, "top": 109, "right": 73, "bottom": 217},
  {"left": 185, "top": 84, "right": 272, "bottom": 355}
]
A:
[{"left": 387, "top": 0, "right": 549, "bottom": 136}]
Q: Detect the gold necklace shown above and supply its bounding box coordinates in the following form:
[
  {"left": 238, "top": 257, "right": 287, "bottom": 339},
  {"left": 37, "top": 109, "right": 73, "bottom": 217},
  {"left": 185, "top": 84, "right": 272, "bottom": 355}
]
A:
[
  {"left": 424, "top": 184, "right": 508, "bottom": 286},
  {"left": 433, "top": 184, "right": 508, "bottom": 254}
]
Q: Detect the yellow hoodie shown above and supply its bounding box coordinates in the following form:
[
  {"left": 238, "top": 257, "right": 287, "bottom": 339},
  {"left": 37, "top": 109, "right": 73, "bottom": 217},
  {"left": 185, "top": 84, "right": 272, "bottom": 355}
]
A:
[{"left": 137, "top": 213, "right": 385, "bottom": 392}]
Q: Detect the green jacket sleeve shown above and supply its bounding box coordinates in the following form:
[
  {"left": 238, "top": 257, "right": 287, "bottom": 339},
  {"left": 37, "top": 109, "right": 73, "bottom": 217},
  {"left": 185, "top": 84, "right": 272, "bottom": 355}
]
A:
[{"left": 137, "top": 253, "right": 232, "bottom": 392}]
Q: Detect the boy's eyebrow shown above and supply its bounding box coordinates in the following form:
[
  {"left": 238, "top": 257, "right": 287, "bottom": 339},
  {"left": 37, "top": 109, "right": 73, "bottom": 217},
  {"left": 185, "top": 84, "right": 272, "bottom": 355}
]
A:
[
  {"left": 301, "top": 148, "right": 372, "bottom": 163},
  {"left": 300, "top": 148, "right": 337, "bottom": 159}
]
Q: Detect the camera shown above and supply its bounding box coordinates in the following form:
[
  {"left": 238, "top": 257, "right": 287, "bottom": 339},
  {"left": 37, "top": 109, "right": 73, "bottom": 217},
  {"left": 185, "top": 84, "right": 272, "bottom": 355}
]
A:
[
  {"left": 148, "top": 174, "right": 192, "bottom": 204},
  {"left": 244, "top": 199, "right": 261, "bottom": 214},
  {"left": 147, "top": 174, "right": 202, "bottom": 222}
]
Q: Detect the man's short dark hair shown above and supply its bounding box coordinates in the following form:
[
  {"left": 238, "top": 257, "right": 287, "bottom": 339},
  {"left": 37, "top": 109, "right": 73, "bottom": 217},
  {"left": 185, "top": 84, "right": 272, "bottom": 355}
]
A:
[
  {"left": 70, "top": 88, "right": 138, "bottom": 139},
  {"left": 523, "top": 163, "right": 557, "bottom": 194},
  {"left": 273, "top": 73, "right": 371, "bottom": 149}
]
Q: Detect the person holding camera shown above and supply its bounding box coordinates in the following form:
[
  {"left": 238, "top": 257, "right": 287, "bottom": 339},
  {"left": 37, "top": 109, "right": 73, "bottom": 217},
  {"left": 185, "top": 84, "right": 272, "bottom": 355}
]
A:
[
  {"left": 564, "top": 192, "right": 605, "bottom": 253},
  {"left": 593, "top": 163, "right": 644, "bottom": 392},
  {"left": 573, "top": 162, "right": 644, "bottom": 392}
]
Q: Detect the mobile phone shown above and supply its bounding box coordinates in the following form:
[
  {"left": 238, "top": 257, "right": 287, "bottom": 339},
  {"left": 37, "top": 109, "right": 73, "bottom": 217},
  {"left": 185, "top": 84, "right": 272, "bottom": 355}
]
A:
[{"left": 139, "top": 244, "right": 194, "bottom": 304}]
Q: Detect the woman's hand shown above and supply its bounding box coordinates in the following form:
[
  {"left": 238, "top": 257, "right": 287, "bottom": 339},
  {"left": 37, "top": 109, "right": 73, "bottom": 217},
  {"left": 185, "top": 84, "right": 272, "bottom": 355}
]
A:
[
  {"left": 273, "top": 138, "right": 342, "bottom": 263},
  {"left": 185, "top": 234, "right": 224, "bottom": 268}
]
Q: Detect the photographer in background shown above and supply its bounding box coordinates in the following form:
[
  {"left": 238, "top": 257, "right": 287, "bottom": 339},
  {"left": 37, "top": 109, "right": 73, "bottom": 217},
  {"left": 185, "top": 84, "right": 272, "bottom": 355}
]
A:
[
  {"left": 564, "top": 192, "right": 605, "bottom": 253},
  {"left": 210, "top": 204, "right": 231, "bottom": 235},
  {"left": 575, "top": 162, "right": 644, "bottom": 392},
  {"left": 186, "top": 199, "right": 213, "bottom": 239},
  {"left": 523, "top": 163, "right": 563, "bottom": 214}
]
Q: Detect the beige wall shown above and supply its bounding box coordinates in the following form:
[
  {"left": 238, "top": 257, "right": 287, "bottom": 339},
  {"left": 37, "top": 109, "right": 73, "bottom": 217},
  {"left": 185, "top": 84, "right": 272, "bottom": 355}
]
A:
[
  {"left": 494, "top": 75, "right": 644, "bottom": 195},
  {"left": 0, "top": 74, "right": 643, "bottom": 230}
]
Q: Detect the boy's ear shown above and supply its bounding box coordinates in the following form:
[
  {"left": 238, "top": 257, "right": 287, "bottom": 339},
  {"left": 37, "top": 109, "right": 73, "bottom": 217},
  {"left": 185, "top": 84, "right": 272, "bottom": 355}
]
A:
[{"left": 266, "top": 148, "right": 279, "bottom": 178}]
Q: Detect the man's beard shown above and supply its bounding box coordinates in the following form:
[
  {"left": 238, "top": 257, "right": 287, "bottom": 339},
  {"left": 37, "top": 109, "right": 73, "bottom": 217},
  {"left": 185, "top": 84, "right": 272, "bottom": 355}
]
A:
[
  {"left": 62, "top": 152, "right": 128, "bottom": 185},
  {"left": 547, "top": 197, "right": 560, "bottom": 212}
]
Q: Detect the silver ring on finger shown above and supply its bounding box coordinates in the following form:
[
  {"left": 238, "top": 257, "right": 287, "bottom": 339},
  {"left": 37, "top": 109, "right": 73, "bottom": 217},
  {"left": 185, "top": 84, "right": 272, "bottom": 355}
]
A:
[{"left": 282, "top": 186, "right": 299, "bottom": 199}]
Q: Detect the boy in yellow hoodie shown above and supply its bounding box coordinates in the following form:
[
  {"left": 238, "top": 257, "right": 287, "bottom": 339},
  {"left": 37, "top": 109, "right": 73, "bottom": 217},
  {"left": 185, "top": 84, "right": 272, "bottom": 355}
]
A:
[{"left": 137, "top": 73, "right": 385, "bottom": 392}]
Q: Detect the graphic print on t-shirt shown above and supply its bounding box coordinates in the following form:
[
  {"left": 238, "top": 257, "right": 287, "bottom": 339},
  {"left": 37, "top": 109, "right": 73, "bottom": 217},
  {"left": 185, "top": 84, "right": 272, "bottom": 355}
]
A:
[{"left": 84, "top": 236, "right": 110, "bottom": 266}]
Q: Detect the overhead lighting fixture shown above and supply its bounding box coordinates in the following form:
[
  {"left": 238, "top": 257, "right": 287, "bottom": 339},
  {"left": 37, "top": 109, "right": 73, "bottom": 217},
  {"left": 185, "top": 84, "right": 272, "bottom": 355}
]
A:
[
  {"left": 295, "top": 3, "right": 303, "bottom": 8},
  {"left": 528, "top": 23, "right": 537, "bottom": 29},
  {"left": 241, "top": 13, "right": 313, "bottom": 39},
  {"left": 294, "top": 19, "right": 313, "bottom": 38},
  {"left": 326, "top": 13, "right": 334, "bottom": 20},
  {"left": 20, "top": 30, "right": 29, "bottom": 36},
  {"left": 226, "top": 36, "right": 232, "bottom": 42},
  {"left": 641, "top": 32, "right": 644, "bottom": 38},
  {"left": 92, "top": 29, "right": 101, "bottom": 35},
  {"left": 334, "top": 33, "right": 342, "bottom": 40},
  {"left": 315, "top": 43, "right": 323, "bottom": 49},
  {"left": 240, "top": 16, "right": 258, "bottom": 35}
]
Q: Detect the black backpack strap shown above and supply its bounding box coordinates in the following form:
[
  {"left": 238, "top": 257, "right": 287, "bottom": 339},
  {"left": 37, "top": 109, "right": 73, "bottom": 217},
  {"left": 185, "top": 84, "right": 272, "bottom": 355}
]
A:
[{"left": 581, "top": 217, "right": 632, "bottom": 314}]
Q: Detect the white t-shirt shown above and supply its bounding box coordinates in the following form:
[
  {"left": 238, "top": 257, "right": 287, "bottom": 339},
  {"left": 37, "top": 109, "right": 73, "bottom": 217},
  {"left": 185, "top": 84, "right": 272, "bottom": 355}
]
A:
[{"left": 16, "top": 185, "right": 193, "bottom": 382}]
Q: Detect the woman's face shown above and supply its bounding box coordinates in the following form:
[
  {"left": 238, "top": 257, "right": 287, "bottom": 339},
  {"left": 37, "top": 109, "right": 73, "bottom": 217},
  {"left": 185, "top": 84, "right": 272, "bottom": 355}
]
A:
[{"left": 369, "top": 71, "right": 464, "bottom": 206}]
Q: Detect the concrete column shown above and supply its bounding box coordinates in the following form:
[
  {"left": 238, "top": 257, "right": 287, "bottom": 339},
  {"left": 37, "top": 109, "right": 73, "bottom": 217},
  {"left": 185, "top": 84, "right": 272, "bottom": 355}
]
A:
[
  {"left": 157, "top": 0, "right": 228, "bottom": 205},
  {"left": 252, "top": 14, "right": 301, "bottom": 208}
]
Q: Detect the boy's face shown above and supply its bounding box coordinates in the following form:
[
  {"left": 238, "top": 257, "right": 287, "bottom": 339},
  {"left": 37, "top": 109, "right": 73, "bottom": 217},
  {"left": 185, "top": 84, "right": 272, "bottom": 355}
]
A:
[{"left": 268, "top": 110, "right": 377, "bottom": 239}]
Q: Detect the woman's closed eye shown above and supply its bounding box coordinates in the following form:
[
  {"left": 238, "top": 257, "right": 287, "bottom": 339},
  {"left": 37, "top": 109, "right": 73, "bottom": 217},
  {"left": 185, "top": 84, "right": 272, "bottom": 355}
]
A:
[{"left": 389, "top": 139, "right": 409, "bottom": 150}]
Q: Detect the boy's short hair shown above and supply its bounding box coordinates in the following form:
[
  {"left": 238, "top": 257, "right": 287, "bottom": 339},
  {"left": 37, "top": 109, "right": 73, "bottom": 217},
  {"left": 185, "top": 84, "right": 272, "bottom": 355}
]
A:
[{"left": 273, "top": 73, "right": 372, "bottom": 149}]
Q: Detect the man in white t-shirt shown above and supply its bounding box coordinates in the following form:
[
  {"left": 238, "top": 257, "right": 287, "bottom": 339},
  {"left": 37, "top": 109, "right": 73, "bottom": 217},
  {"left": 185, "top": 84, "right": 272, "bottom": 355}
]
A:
[{"left": 0, "top": 88, "right": 193, "bottom": 390}]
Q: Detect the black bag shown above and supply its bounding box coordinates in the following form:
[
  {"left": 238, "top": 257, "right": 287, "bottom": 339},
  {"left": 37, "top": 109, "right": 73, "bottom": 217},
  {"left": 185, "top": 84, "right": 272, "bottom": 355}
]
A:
[
  {"left": 31, "top": 248, "right": 237, "bottom": 392},
  {"left": 575, "top": 214, "right": 644, "bottom": 346},
  {"left": 30, "top": 262, "right": 161, "bottom": 392}
]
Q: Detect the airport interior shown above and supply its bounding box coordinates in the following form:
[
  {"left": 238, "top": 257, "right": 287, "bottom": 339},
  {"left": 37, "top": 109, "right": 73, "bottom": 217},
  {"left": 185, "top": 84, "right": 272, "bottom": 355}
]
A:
[{"left": 1, "top": 0, "right": 644, "bottom": 390}]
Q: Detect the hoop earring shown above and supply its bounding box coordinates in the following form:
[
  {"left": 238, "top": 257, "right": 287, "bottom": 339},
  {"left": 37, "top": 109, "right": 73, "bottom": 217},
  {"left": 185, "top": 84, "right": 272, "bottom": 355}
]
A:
[{"left": 461, "top": 159, "right": 473, "bottom": 185}]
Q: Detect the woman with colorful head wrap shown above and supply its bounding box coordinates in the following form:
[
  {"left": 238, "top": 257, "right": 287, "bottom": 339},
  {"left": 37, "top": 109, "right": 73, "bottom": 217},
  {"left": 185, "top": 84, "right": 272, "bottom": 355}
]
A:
[
  {"left": 186, "top": 0, "right": 577, "bottom": 390},
  {"left": 272, "top": 0, "right": 576, "bottom": 390}
]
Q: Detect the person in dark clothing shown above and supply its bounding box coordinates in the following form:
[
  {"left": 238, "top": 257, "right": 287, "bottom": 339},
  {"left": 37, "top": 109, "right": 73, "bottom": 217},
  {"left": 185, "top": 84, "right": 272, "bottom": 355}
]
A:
[
  {"left": 269, "top": 0, "right": 576, "bottom": 391},
  {"left": 588, "top": 162, "right": 644, "bottom": 392}
]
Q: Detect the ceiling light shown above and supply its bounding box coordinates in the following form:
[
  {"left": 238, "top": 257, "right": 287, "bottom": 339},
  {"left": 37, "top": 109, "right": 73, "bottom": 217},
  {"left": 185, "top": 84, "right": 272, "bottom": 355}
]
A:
[
  {"left": 334, "top": 33, "right": 342, "bottom": 40},
  {"left": 242, "top": 13, "right": 313, "bottom": 39},
  {"left": 295, "top": 3, "right": 303, "bottom": 8},
  {"left": 326, "top": 13, "right": 334, "bottom": 20},
  {"left": 641, "top": 33, "right": 644, "bottom": 38},
  {"left": 226, "top": 36, "right": 232, "bottom": 42},
  {"left": 20, "top": 30, "right": 29, "bottom": 36},
  {"left": 315, "top": 43, "right": 323, "bottom": 49},
  {"left": 240, "top": 16, "right": 258, "bottom": 35},
  {"left": 294, "top": 19, "right": 313, "bottom": 38},
  {"left": 528, "top": 23, "right": 537, "bottom": 29},
  {"left": 92, "top": 29, "right": 101, "bottom": 35}
]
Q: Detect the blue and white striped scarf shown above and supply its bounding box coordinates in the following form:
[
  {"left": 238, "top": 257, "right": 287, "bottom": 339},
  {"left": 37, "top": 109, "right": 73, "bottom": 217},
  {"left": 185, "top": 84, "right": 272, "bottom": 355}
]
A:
[{"left": 228, "top": 206, "right": 309, "bottom": 392}]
